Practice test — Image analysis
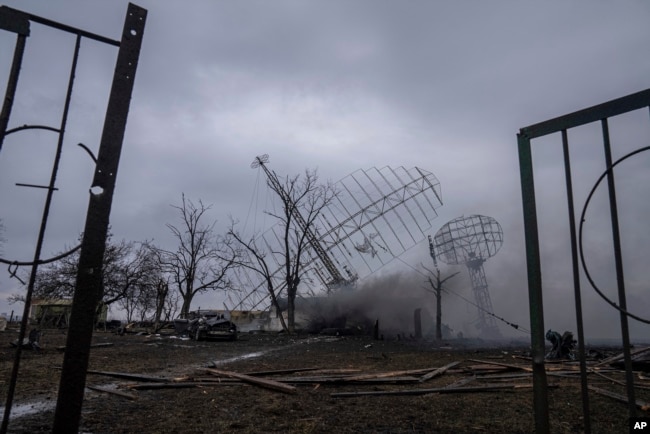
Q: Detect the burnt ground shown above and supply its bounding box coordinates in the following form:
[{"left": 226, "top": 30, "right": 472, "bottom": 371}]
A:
[{"left": 0, "top": 326, "right": 646, "bottom": 433}]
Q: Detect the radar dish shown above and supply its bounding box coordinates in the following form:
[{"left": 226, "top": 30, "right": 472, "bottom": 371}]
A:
[
  {"left": 432, "top": 214, "right": 503, "bottom": 339},
  {"left": 434, "top": 214, "right": 503, "bottom": 265}
]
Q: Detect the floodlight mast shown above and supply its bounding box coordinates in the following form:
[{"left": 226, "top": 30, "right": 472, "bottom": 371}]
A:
[{"left": 252, "top": 154, "right": 351, "bottom": 289}]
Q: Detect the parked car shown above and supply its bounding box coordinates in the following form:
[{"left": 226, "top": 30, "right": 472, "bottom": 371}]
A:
[{"left": 174, "top": 310, "right": 237, "bottom": 341}]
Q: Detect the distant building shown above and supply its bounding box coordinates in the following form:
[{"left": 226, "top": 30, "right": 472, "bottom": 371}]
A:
[{"left": 29, "top": 299, "right": 107, "bottom": 328}]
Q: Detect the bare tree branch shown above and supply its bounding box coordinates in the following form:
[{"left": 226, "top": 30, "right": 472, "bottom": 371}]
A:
[
  {"left": 153, "top": 194, "right": 237, "bottom": 316},
  {"left": 230, "top": 168, "right": 339, "bottom": 333}
]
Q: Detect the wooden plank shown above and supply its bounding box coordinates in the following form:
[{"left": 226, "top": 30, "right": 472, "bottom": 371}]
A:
[
  {"left": 205, "top": 368, "right": 297, "bottom": 394},
  {"left": 345, "top": 368, "right": 436, "bottom": 382},
  {"left": 588, "top": 385, "right": 650, "bottom": 411},
  {"left": 594, "top": 346, "right": 650, "bottom": 367},
  {"left": 127, "top": 382, "right": 242, "bottom": 390},
  {"left": 57, "top": 342, "right": 114, "bottom": 351},
  {"left": 331, "top": 383, "right": 542, "bottom": 398},
  {"left": 419, "top": 361, "right": 461, "bottom": 383},
  {"left": 300, "top": 369, "right": 362, "bottom": 376},
  {"left": 86, "top": 385, "right": 138, "bottom": 400},
  {"left": 243, "top": 367, "right": 362, "bottom": 377},
  {"left": 588, "top": 370, "right": 650, "bottom": 391},
  {"left": 478, "top": 373, "right": 532, "bottom": 380},
  {"left": 465, "top": 364, "right": 509, "bottom": 371},
  {"left": 86, "top": 370, "right": 169, "bottom": 382},
  {"left": 443, "top": 376, "right": 476, "bottom": 389},
  {"left": 466, "top": 359, "right": 533, "bottom": 373},
  {"left": 275, "top": 376, "right": 420, "bottom": 384},
  {"left": 243, "top": 367, "right": 323, "bottom": 376}
]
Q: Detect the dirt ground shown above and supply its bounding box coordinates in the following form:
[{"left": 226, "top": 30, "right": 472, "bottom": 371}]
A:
[{"left": 0, "top": 325, "right": 645, "bottom": 433}]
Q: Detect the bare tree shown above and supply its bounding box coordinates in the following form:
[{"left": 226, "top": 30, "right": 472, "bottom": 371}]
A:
[
  {"left": 9, "top": 235, "right": 158, "bottom": 325},
  {"left": 226, "top": 221, "right": 289, "bottom": 332},
  {"left": 115, "top": 245, "right": 178, "bottom": 329},
  {"left": 230, "top": 167, "right": 338, "bottom": 333},
  {"left": 422, "top": 265, "right": 459, "bottom": 340},
  {"left": 150, "top": 277, "right": 181, "bottom": 331},
  {"left": 154, "top": 194, "right": 236, "bottom": 317}
]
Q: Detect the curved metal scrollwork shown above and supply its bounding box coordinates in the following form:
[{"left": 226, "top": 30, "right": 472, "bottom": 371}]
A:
[{"left": 578, "top": 145, "right": 650, "bottom": 324}]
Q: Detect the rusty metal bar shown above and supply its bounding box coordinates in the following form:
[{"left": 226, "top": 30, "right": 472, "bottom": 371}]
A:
[
  {"left": 601, "top": 119, "right": 636, "bottom": 417},
  {"left": 52, "top": 4, "right": 146, "bottom": 432},
  {"left": 517, "top": 132, "right": 549, "bottom": 434},
  {"left": 561, "top": 129, "right": 591, "bottom": 433}
]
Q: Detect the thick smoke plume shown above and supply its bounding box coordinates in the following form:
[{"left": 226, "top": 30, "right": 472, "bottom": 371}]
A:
[{"left": 300, "top": 270, "right": 470, "bottom": 339}]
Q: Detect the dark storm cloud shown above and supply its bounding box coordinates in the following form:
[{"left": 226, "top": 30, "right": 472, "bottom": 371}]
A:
[{"left": 1, "top": 0, "right": 649, "bottom": 338}]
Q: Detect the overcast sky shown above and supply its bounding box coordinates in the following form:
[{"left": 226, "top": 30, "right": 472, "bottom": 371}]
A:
[{"left": 1, "top": 1, "right": 649, "bottom": 340}]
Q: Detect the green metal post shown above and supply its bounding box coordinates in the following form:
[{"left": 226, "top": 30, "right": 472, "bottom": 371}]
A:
[{"left": 517, "top": 132, "right": 549, "bottom": 434}]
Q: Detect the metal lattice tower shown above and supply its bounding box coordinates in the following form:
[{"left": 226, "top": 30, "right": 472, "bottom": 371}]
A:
[
  {"left": 433, "top": 214, "right": 503, "bottom": 339},
  {"left": 231, "top": 155, "right": 444, "bottom": 310}
]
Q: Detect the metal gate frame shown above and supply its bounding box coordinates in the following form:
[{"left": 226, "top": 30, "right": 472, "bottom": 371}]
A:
[
  {"left": 518, "top": 88, "right": 650, "bottom": 433},
  {"left": 0, "top": 4, "right": 146, "bottom": 433}
]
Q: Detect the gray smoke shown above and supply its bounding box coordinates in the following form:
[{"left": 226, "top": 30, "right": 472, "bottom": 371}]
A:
[{"left": 301, "top": 269, "right": 473, "bottom": 338}]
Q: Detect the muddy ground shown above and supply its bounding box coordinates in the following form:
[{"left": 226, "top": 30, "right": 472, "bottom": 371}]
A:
[{"left": 0, "top": 326, "right": 645, "bottom": 433}]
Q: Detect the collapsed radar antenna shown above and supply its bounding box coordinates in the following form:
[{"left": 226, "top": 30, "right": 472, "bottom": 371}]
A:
[
  {"left": 433, "top": 214, "right": 503, "bottom": 339},
  {"left": 234, "top": 156, "right": 444, "bottom": 311}
]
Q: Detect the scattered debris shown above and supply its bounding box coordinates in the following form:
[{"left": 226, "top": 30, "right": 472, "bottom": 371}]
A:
[
  {"left": 86, "top": 370, "right": 170, "bottom": 383},
  {"left": 588, "top": 385, "right": 650, "bottom": 411},
  {"left": 86, "top": 385, "right": 138, "bottom": 401},
  {"left": 72, "top": 347, "right": 650, "bottom": 412},
  {"left": 174, "top": 310, "right": 237, "bottom": 341},
  {"left": 467, "top": 359, "right": 533, "bottom": 373},
  {"left": 10, "top": 329, "right": 41, "bottom": 351},
  {"left": 204, "top": 368, "right": 297, "bottom": 394},
  {"left": 57, "top": 342, "right": 114, "bottom": 351},
  {"left": 330, "top": 383, "right": 544, "bottom": 398},
  {"left": 545, "top": 329, "right": 576, "bottom": 360},
  {"left": 419, "top": 361, "right": 461, "bottom": 383}
]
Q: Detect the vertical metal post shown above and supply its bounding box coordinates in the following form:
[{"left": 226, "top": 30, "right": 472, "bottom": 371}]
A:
[
  {"left": 601, "top": 119, "right": 636, "bottom": 417},
  {"left": 0, "top": 7, "right": 30, "bottom": 153},
  {"left": 561, "top": 129, "right": 591, "bottom": 433},
  {"left": 517, "top": 132, "right": 549, "bottom": 434},
  {"left": 52, "top": 4, "right": 146, "bottom": 433}
]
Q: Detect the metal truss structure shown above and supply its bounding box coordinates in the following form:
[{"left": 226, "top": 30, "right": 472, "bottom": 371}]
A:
[
  {"left": 230, "top": 156, "right": 443, "bottom": 310},
  {"left": 433, "top": 214, "right": 503, "bottom": 338}
]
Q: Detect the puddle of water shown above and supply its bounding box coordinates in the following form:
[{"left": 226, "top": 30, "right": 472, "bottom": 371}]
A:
[
  {"left": 207, "top": 336, "right": 341, "bottom": 367},
  {"left": 0, "top": 400, "right": 56, "bottom": 419},
  {"left": 210, "top": 351, "right": 267, "bottom": 366},
  {"left": 0, "top": 383, "right": 124, "bottom": 422}
]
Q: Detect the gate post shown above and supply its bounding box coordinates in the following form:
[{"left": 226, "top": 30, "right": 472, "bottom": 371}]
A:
[{"left": 52, "top": 4, "right": 146, "bottom": 433}]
